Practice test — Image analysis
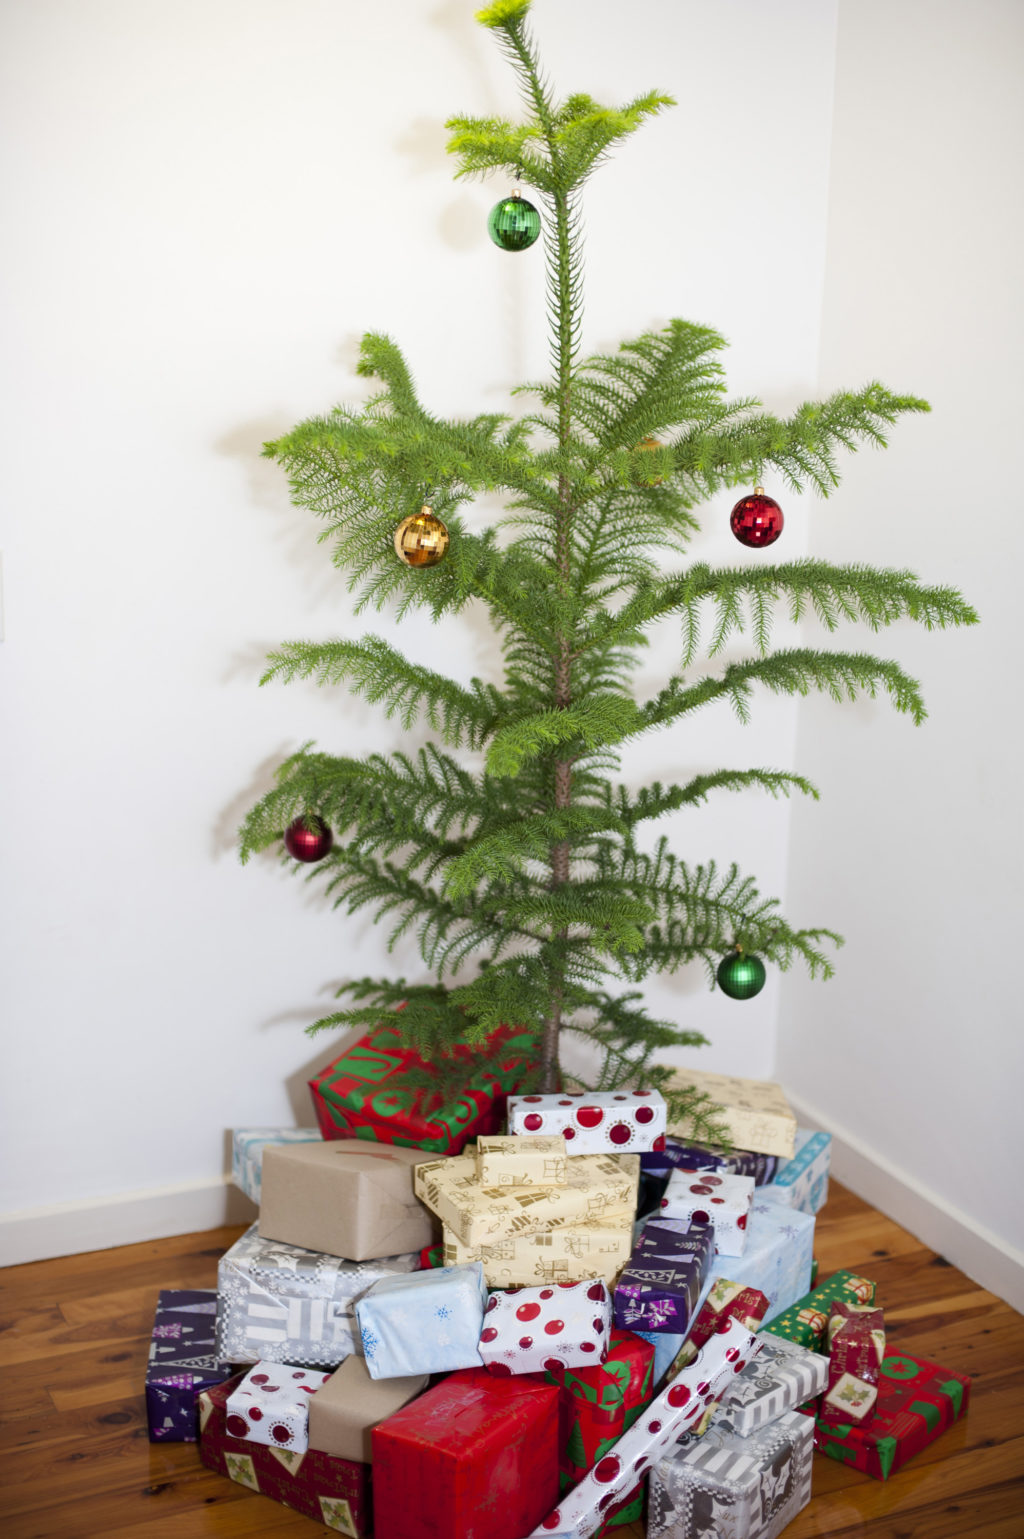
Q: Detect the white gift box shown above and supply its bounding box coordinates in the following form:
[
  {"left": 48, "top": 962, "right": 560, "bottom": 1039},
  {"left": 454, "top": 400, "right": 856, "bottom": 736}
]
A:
[
  {"left": 478, "top": 1278, "right": 612, "bottom": 1377},
  {"left": 659, "top": 1169, "right": 754, "bottom": 1257},
  {"left": 526, "top": 1317, "right": 762, "bottom": 1539},
  {"left": 224, "top": 1360, "right": 329, "bottom": 1451},
  {"left": 508, "top": 1090, "right": 667, "bottom": 1154}
]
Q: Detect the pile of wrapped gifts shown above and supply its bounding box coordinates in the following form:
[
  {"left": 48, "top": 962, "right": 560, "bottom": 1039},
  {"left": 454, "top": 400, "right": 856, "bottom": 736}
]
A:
[{"left": 144, "top": 1028, "right": 970, "bottom": 1537}]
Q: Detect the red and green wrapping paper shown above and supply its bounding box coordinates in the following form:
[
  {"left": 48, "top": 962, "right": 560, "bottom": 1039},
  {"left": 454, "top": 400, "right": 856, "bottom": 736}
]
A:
[
  {"left": 763, "top": 1269, "right": 875, "bottom": 1352},
  {"left": 198, "top": 1372, "right": 370, "bottom": 1535},
  {"left": 545, "top": 1327, "right": 655, "bottom": 1528},
  {"left": 814, "top": 1351, "right": 970, "bottom": 1480},
  {"left": 371, "top": 1365, "right": 560, "bottom": 1539},
  {"left": 309, "top": 1022, "right": 537, "bottom": 1154}
]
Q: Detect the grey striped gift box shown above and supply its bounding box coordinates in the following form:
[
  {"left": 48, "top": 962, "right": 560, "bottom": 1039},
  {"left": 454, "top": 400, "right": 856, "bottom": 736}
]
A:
[
  {"left": 714, "top": 1332, "right": 828, "bottom": 1435},
  {"left": 649, "top": 1409, "right": 813, "bottom": 1539}
]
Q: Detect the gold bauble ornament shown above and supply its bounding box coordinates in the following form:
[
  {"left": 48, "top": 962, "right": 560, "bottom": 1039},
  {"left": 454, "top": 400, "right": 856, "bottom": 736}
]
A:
[{"left": 393, "top": 506, "right": 450, "bottom": 568}]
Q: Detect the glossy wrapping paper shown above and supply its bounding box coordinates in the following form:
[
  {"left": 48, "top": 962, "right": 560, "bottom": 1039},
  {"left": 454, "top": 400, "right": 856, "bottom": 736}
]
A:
[
  {"left": 813, "top": 1351, "right": 970, "bottom": 1480},
  {"left": 667, "top": 1277, "right": 769, "bottom": 1373},
  {"left": 145, "top": 1289, "right": 233, "bottom": 1442},
  {"left": 648, "top": 1408, "right": 813, "bottom": 1539},
  {"left": 526, "top": 1317, "right": 762, "bottom": 1538},
  {"left": 613, "top": 1222, "right": 714, "bottom": 1333},
  {"left": 761, "top": 1128, "right": 831, "bottom": 1216},
  {"left": 663, "top": 1070, "right": 797, "bottom": 1159},
  {"left": 225, "top": 1361, "right": 330, "bottom": 1451},
  {"left": 479, "top": 1278, "right": 612, "bottom": 1377},
  {"left": 309, "top": 1021, "right": 536, "bottom": 1155},
  {"left": 763, "top": 1269, "right": 875, "bottom": 1353},
  {"left": 199, "top": 1372, "right": 370, "bottom": 1536},
  {"left": 371, "top": 1365, "right": 561, "bottom": 1539},
  {"left": 640, "top": 1140, "right": 778, "bottom": 1185},
  {"left": 820, "top": 1302, "right": 886, "bottom": 1425},
  {"left": 508, "top": 1090, "right": 667, "bottom": 1153},
  {"left": 715, "top": 1332, "right": 829, "bottom": 1436},
  {"left": 442, "top": 1216, "right": 634, "bottom": 1287},
  {"left": 231, "top": 1127, "right": 323, "bottom": 1203},
  {"left": 659, "top": 1168, "right": 754, "bottom": 1256},
  {"left": 414, "top": 1152, "right": 636, "bottom": 1247}
]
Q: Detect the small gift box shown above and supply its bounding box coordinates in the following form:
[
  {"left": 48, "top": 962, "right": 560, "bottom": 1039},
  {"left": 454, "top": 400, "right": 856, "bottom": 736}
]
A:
[
  {"left": 231, "top": 1127, "right": 323, "bottom": 1203},
  {"left": 715, "top": 1332, "right": 829, "bottom": 1435},
  {"left": 372, "top": 1366, "right": 561, "bottom": 1539},
  {"left": 508, "top": 1089, "right": 667, "bottom": 1154},
  {"left": 526, "top": 1317, "right": 763, "bottom": 1539},
  {"left": 666, "top": 1277, "right": 769, "bottom": 1372},
  {"left": 613, "top": 1222, "right": 714, "bottom": 1333},
  {"left": 215, "top": 1222, "right": 418, "bottom": 1368},
  {"left": 414, "top": 1152, "right": 637, "bottom": 1247},
  {"left": 546, "top": 1327, "right": 655, "bottom": 1526},
  {"left": 258, "top": 1139, "right": 438, "bottom": 1261},
  {"left": 479, "top": 1278, "right": 612, "bottom": 1376},
  {"left": 355, "top": 1262, "right": 487, "bottom": 1378},
  {"left": 648, "top": 1408, "right": 813, "bottom": 1539},
  {"left": 761, "top": 1128, "right": 831, "bottom": 1216},
  {"left": 310, "top": 1020, "right": 536, "bottom": 1155},
  {"left": 145, "top": 1288, "right": 233, "bottom": 1442},
  {"left": 659, "top": 1168, "right": 754, "bottom": 1256},
  {"left": 820, "top": 1301, "right": 886, "bottom": 1426},
  {"left": 690, "top": 1197, "right": 814, "bottom": 1324},
  {"left": 199, "top": 1372, "right": 370, "bottom": 1535},
  {"left": 442, "top": 1215, "right": 634, "bottom": 1288},
  {"left": 763, "top": 1269, "right": 875, "bottom": 1353},
  {"left": 224, "top": 1361, "right": 330, "bottom": 1452},
  {"left": 664, "top": 1070, "right": 797, "bottom": 1159},
  {"left": 477, "top": 1134, "right": 568, "bottom": 1186},
  {"left": 308, "top": 1353, "right": 427, "bottom": 1462},
  {"left": 641, "top": 1139, "right": 778, "bottom": 1185},
  {"left": 814, "top": 1351, "right": 970, "bottom": 1480}
]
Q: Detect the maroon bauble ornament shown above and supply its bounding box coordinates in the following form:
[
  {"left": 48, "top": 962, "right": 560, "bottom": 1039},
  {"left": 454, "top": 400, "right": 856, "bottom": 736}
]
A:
[
  {"left": 284, "top": 815, "right": 333, "bottom": 863},
  {"left": 730, "top": 486, "right": 784, "bottom": 548}
]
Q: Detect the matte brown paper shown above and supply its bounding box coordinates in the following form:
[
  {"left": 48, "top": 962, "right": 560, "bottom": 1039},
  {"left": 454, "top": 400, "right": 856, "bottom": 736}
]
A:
[
  {"left": 259, "top": 1140, "right": 439, "bottom": 1261},
  {"left": 308, "top": 1354, "right": 428, "bottom": 1463}
]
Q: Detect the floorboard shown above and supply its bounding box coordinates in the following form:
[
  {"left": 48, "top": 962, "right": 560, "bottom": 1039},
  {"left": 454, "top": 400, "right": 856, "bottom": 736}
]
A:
[{"left": 0, "top": 1184, "right": 1021, "bottom": 1538}]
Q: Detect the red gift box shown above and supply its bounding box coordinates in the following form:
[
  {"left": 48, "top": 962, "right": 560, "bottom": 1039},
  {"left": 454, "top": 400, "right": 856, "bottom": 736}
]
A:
[
  {"left": 813, "top": 1350, "right": 970, "bottom": 1480},
  {"left": 198, "top": 1372, "right": 370, "bottom": 1534},
  {"left": 371, "top": 1365, "right": 559, "bottom": 1539},
  {"left": 546, "top": 1326, "right": 655, "bottom": 1529},
  {"left": 310, "top": 1021, "right": 537, "bottom": 1155}
]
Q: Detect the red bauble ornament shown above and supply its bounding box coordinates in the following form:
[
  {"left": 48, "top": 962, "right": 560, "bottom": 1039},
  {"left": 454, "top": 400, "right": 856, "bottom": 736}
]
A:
[
  {"left": 730, "top": 486, "right": 784, "bottom": 548},
  {"left": 284, "top": 815, "right": 334, "bottom": 863}
]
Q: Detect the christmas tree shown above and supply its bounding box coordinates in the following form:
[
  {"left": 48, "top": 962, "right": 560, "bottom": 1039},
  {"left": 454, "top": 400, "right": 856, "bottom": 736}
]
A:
[{"left": 239, "top": 0, "right": 975, "bottom": 1125}]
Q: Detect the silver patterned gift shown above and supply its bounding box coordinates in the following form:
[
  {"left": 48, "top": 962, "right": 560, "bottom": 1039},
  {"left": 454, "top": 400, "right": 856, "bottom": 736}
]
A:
[
  {"left": 215, "top": 1222, "right": 418, "bottom": 1368},
  {"left": 715, "top": 1332, "right": 828, "bottom": 1436},
  {"left": 648, "top": 1409, "right": 813, "bottom": 1539}
]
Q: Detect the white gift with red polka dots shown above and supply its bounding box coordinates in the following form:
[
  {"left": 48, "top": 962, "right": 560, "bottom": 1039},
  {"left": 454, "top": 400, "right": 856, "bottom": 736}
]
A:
[
  {"left": 659, "top": 1168, "right": 755, "bottom": 1257},
  {"left": 525, "top": 1316, "right": 762, "bottom": 1537},
  {"left": 508, "top": 1090, "right": 667, "bottom": 1154},
  {"left": 478, "top": 1277, "right": 613, "bottom": 1377},
  {"left": 224, "top": 1360, "right": 330, "bottom": 1452}
]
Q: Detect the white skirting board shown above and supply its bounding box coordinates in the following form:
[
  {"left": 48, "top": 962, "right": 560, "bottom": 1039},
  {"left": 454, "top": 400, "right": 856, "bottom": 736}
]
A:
[
  {"left": 0, "top": 1176, "right": 256, "bottom": 1269},
  {"left": 785, "top": 1090, "right": 1024, "bottom": 1316}
]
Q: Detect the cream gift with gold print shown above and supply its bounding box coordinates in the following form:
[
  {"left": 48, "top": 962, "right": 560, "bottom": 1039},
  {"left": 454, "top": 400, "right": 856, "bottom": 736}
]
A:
[
  {"left": 476, "top": 1134, "right": 568, "bottom": 1187},
  {"left": 664, "top": 1069, "right": 797, "bottom": 1159},
  {"left": 442, "top": 1215, "right": 634, "bottom": 1286},
  {"left": 415, "top": 1152, "right": 637, "bottom": 1247}
]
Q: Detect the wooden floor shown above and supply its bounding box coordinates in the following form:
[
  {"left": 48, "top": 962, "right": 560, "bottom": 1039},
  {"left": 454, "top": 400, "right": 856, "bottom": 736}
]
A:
[{"left": 0, "top": 1182, "right": 1022, "bottom": 1538}]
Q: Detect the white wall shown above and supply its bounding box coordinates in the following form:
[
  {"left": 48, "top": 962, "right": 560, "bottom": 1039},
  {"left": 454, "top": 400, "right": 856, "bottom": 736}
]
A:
[
  {"left": 0, "top": 0, "right": 839, "bottom": 1257},
  {"left": 779, "top": 0, "right": 1024, "bottom": 1293}
]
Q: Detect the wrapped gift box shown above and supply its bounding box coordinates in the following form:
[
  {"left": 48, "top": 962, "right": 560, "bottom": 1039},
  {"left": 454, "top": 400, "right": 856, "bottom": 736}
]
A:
[
  {"left": 814, "top": 1351, "right": 971, "bottom": 1479},
  {"left": 641, "top": 1139, "right": 777, "bottom": 1185},
  {"left": 199, "top": 1372, "right": 370, "bottom": 1535},
  {"left": 225, "top": 1361, "right": 330, "bottom": 1451},
  {"left": 664, "top": 1070, "right": 797, "bottom": 1159},
  {"left": 258, "top": 1139, "right": 437, "bottom": 1261},
  {"left": 546, "top": 1327, "right": 655, "bottom": 1528},
  {"left": 820, "top": 1302, "right": 886, "bottom": 1426},
  {"left": 526, "top": 1318, "right": 762, "bottom": 1539},
  {"left": 508, "top": 1090, "right": 667, "bottom": 1154},
  {"left": 356, "top": 1262, "right": 488, "bottom": 1378},
  {"left": 667, "top": 1278, "right": 769, "bottom": 1372},
  {"left": 659, "top": 1169, "right": 755, "bottom": 1256},
  {"left": 145, "top": 1288, "right": 233, "bottom": 1442},
  {"left": 763, "top": 1269, "right": 875, "bottom": 1353},
  {"left": 215, "top": 1222, "right": 418, "bottom": 1368},
  {"left": 232, "top": 1127, "right": 322, "bottom": 1204},
  {"left": 372, "top": 1365, "right": 561, "bottom": 1539},
  {"left": 309, "top": 1021, "right": 536, "bottom": 1155},
  {"left": 652, "top": 1197, "right": 815, "bottom": 1327},
  {"left": 648, "top": 1408, "right": 813, "bottom": 1539},
  {"left": 442, "top": 1217, "right": 634, "bottom": 1287},
  {"left": 716, "top": 1332, "right": 829, "bottom": 1435},
  {"left": 414, "top": 1152, "right": 637, "bottom": 1247},
  {"left": 477, "top": 1134, "right": 568, "bottom": 1187},
  {"left": 613, "top": 1222, "right": 713, "bottom": 1333},
  {"left": 761, "top": 1128, "right": 831, "bottom": 1216},
  {"left": 480, "top": 1278, "right": 612, "bottom": 1376},
  {"left": 308, "top": 1353, "right": 427, "bottom": 1462}
]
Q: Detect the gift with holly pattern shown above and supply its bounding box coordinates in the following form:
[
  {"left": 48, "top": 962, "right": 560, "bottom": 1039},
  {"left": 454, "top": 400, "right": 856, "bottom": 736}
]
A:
[
  {"left": 813, "top": 1350, "right": 970, "bottom": 1479},
  {"left": 819, "top": 1300, "right": 886, "bottom": 1426},
  {"left": 762, "top": 1269, "right": 875, "bottom": 1353}
]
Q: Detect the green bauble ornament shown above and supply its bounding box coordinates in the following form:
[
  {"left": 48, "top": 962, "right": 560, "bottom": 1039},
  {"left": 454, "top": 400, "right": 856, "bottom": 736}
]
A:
[
  {"left": 716, "top": 949, "right": 767, "bottom": 1000},
  {"left": 488, "top": 193, "right": 541, "bottom": 251}
]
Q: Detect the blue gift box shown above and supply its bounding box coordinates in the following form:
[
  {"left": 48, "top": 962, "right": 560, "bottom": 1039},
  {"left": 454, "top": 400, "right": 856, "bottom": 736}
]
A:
[
  {"left": 761, "top": 1128, "right": 831, "bottom": 1216},
  {"left": 355, "top": 1262, "right": 488, "bottom": 1379},
  {"left": 231, "top": 1126, "right": 323, "bottom": 1203},
  {"left": 145, "top": 1289, "right": 233, "bottom": 1441}
]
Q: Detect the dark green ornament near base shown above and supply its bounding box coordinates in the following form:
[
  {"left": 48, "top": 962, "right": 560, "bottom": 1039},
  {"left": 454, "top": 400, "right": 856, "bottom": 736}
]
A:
[
  {"left": 716, "top": 949, "right": 767, "bottom": 1000},
  {"left": 488, "top": 194, "right": 541, "bottom": 251}
]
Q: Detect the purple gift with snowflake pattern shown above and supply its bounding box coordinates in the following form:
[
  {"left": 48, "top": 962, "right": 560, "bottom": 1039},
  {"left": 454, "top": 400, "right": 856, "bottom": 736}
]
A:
[
  {"left": 145, "top": 1288, "right": 234, "bottom": 1441},
  {"left": 612, "top": 1221, "right": 714, "bottom": 1333},
  {"left": 354, "top": 1261, "right": 488, "bottom": 1378}
]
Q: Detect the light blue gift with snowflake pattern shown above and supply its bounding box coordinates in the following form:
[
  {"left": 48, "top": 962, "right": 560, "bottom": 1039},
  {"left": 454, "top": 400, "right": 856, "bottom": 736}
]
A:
[{"left": 355, "top": 1261, "right": 488, "bottom": 1379}]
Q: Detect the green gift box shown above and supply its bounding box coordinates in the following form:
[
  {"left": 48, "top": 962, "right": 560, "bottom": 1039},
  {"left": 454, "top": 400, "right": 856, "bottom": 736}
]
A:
[{"left": 762, "top": 1269, "right": 875, "bottom": 1352}]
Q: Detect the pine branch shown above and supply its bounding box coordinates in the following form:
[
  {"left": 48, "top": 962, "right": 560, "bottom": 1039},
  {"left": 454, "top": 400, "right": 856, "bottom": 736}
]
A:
[
  {"left": 609, "top": 768, "right": 820, "bottom": 828},
  {"left": 485, "top": 694, "right": 639, "bottom": 777}
]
